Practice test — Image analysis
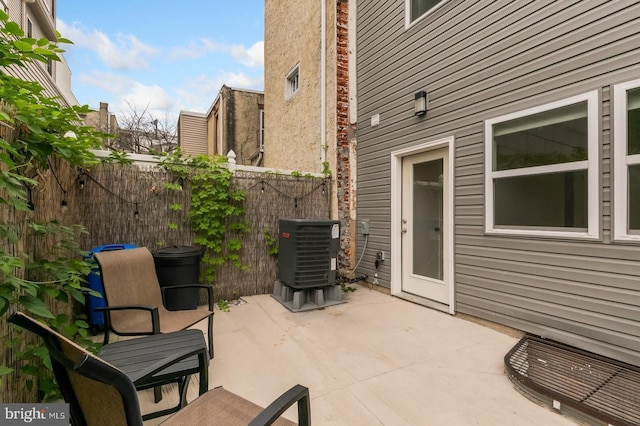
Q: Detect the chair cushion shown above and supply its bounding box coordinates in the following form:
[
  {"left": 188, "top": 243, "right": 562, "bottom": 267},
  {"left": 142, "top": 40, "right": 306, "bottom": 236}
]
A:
[{"left": 161, "top": 387, "right": 296, "bottom": 426}]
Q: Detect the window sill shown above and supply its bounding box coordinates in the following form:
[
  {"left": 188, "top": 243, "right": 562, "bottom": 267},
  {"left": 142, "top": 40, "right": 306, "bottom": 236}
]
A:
[{"left": 485, "top": 228, "right": 600, "bottom": 240}]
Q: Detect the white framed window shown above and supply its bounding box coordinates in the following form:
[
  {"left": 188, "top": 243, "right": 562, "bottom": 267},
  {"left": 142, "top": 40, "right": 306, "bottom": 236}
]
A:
[
  {"left": 285, "top": 65, "right": 300, "bottom": 100},
  {"left": 614, "top": 79, "right": 640, "bottom": 241},
  {"left": 27, "top": 18, "right": 32, "bottom": 38},
  {"left": 259, "top": 108, "right": 265, "bottom": 150},
  {"left": 0, "top": 0, "right": 7, "bottom": 13},
  {"left": 406, "top": 0, "right": 447, "bottom": 28},
  {"left": 484, "top": 91, "right": 600, "bottom": 239}
]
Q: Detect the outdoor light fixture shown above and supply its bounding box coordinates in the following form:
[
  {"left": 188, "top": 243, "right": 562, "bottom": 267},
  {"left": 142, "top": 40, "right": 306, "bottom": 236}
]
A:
[
  {"left": 414, "top": 91, "right": 427, "bottom": 116},
  {"left": 61, "top": 198, "right": 68, "bottom": 213},
  {"left": 134, "top": 203, "right": 139, "bottom": 219}
]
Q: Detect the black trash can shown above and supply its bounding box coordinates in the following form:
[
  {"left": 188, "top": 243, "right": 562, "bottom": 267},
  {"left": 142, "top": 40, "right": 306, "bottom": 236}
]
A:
[{"left": 153, "top": 246, "right": 204, "bottom": 311}]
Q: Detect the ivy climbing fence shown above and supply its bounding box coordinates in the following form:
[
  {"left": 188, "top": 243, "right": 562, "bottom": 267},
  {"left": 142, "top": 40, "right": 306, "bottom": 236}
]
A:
[{"left": 66, "top": 158, "right": 330, "bottom": 300}]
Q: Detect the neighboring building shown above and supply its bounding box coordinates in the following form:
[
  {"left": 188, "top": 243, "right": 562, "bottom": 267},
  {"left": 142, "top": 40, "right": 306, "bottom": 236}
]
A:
[
  {"left": 356, "top": 0, "right": 640, "bottom": 367},
  {"left": 178, "top": 85, "right": 264, "bottom": 165},
  {"left": 177, "top": 110, "right": 207, "bottom": 156},
  {"left": 83, "top": 102, "right": 176, "bottom": 154},
  {"left": 3, "top": 0, "right": 77, "bottom": 107},
  {"left": 82, "top": 102, "right": 120, "bottom": 147},
  {"left": 264, "top": 0, "right": 358, "bottom": 271}
]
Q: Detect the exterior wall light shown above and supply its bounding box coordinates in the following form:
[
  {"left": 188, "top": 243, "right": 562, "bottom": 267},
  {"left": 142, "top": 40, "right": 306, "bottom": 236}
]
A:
[{"left": 414, "top": 91, "right": 427, "bottom": 116}]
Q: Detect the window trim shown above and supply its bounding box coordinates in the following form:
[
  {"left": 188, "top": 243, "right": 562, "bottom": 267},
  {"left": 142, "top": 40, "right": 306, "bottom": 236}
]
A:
[
  {"left": 484, "top": 91, "right": 600, "bottom": 239},
  {"left": 613, "top": 78, "right": 640, "bottom": 241},
  {"left": 259, "top": 108, "right": 265, "bottom": 150},
  {"left": 285, "top": 64, "right": 300, "bottom": 100},
  {"left": 405, "top": 0, "right": 447, "bottom": 29}
]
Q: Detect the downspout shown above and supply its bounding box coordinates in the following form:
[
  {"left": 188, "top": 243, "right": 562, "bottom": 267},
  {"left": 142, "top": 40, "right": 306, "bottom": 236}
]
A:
[{"left": 320, "top": 0, "right": 327, "bottom": 170}]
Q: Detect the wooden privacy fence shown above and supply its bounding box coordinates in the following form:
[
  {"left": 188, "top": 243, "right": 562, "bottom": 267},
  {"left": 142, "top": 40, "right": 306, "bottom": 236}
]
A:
[{"left": 76, "top": 163, "right": 331, "bottom": 300}]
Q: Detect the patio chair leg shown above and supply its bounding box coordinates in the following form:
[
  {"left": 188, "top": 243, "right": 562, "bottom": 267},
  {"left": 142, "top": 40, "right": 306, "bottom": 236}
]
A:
[
  {"left": 178, "top": 376, "right": 190, "bottom": 408},
  {"left": 208, "top": 316, "right": 214, "bottom": 359},
  {"left": 154, "top": 385, "right": 162, "bottom": 403}
]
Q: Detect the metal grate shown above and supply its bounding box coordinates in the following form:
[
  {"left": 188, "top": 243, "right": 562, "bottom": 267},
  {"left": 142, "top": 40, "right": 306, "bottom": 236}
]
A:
[{"left": 505, "top": 335, "right": 640, "bottom": 426}]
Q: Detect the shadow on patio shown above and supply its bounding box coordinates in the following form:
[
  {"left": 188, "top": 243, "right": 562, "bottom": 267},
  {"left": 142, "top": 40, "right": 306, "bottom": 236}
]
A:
[{"left": 141, "top": 284, "right": 578, "bottom": 425}]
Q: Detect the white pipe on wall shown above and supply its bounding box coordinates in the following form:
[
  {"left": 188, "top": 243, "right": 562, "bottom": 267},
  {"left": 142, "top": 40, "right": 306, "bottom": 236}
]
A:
[{"left": 320, "top": 0, "right": 327, "bottom": 170}]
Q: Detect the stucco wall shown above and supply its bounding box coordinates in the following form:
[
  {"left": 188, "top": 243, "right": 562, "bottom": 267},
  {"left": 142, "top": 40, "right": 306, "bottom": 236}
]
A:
[
  {"left": 264, "top": 0, "right": 337, "bottom": 175},
  {"left": 227, "top": 88, "right": 264, "bottom": 165}
]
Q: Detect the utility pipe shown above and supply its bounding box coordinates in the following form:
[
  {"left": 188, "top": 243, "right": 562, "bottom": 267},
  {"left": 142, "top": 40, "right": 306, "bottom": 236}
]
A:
[{"left": 320, "top": 0, "right": 327, "bottom": 170}]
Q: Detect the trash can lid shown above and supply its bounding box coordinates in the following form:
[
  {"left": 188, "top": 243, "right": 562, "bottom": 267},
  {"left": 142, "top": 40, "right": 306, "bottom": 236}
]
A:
[{"left": 153, "top": 246, "right": 204, "bottom": 258}]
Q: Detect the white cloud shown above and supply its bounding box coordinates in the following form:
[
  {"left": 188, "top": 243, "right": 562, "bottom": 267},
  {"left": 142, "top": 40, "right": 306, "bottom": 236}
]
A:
[
  {"left": 229, "top": 41, "right": 264, "bottom": 68},
  {"left": 77, "top": 71, "right": 177, "bottom": 119},
  {"left": 169, "top": 39, "right": 217, "bottom": 61},
  {"left": 118, "top": 84, "right": 176, "bottom": 115},
  {"left": 78, "top": 71, "right": 133, "bottom": 94},
  {"left": 168, "top": 38, "right": 264, "bottom": 68},
  {"left": 58, "top": 19, "right": 158, "bottom": 71}
]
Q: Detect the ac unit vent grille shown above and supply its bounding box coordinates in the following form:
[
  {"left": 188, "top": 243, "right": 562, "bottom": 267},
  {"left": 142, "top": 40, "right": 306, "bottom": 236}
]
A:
[{"left": 278, "top": 219, "right": 339, "bottom": 289}]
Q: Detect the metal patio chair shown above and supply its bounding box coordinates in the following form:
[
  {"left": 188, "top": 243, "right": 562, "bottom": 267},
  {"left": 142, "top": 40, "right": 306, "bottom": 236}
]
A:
[
  {"left": 92, "top": 247, "right": 214, "bottom": 359},
  {"left": 9, "top": 312, "right": 311, "bottom": 426},
  {"left": 9, "top": 312, "right": 210, "bottom": 421}
]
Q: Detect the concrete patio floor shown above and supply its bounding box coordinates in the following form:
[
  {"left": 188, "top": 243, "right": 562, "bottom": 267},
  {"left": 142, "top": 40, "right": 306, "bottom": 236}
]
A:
[{"left": 144, "top": 284, "right": 579, "bottom": 425}]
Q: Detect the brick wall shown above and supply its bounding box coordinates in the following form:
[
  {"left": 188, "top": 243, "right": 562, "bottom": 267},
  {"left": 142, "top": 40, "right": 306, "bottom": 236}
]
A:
[{"left": 336, "top": 0, "right": 355, "bottom": 272}]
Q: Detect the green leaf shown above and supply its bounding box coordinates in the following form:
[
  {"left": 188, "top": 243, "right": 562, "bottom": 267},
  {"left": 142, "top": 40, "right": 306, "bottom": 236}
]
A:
[
  {"left": 4, "top": 21, "right": 23, "bottom": 36},
  {"left": 0, "top": 365, "right": 13, "bottom": 376},
  {"left": 74, "top": 319, "right": 89, "bottom": 328},
  {"left": 21, "top": 365, "right": 39, "bottom": 376},
  {"left": 43, "top": 287, "right": 60, "bottom": 298},
  {"left": 19, "top": 295, "right": 55, "bottom": 318},
  {"left": 0, "top": 297, "right": 8, "bottom": 317},
  {"left": 13, "top": 40, "right": 33, "bottom": 52}
]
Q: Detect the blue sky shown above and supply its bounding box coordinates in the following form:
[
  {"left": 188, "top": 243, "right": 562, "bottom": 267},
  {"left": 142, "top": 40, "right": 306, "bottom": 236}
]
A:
[{"left": 56, "top": 1, "right": 264, "bottom": 123}]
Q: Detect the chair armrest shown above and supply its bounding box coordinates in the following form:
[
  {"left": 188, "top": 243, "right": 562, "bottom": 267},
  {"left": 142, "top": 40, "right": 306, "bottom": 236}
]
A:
[
  {"left": 160, "top": 284, "right": 214, "bottom": 311},
  {"left": 95, "top": 305, "right": 160, "bottom": 334},
  {"left": 248, "top": 385, "right": 311, "bottom": 426}
]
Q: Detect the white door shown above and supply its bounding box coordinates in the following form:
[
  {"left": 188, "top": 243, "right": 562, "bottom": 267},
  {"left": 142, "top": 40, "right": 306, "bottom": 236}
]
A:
[{"left": 401, "top": 148, "right": 450, "bottom": 304}]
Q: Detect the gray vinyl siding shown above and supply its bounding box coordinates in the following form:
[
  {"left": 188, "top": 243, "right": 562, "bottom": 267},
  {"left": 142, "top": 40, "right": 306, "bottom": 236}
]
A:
[{"left": 356, "top": 0, "right": 640, "bottom": 365}]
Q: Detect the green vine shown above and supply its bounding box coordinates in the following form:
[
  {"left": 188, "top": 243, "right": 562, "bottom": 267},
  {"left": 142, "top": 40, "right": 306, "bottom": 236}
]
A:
[
  {"left": 322, "top": 161, "right": 331, "bottom": 177},
  {"left": 159, "top": 150, "right": 249, "bottom": 282},
  {"left": 0, "top": 11, "right": 106, "bottom": 400},
  {"left": 262, "top": 229, "right": 279, "bottom": 260},
  {"left": 104, "top": 150, "right": 133, "bottom": 165}
]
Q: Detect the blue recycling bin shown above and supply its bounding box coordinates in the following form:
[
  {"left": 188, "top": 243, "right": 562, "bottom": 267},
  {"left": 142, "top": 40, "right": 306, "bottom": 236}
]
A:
[{"left": 86, "top": 243, "right": 137, "bottom": 333}]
